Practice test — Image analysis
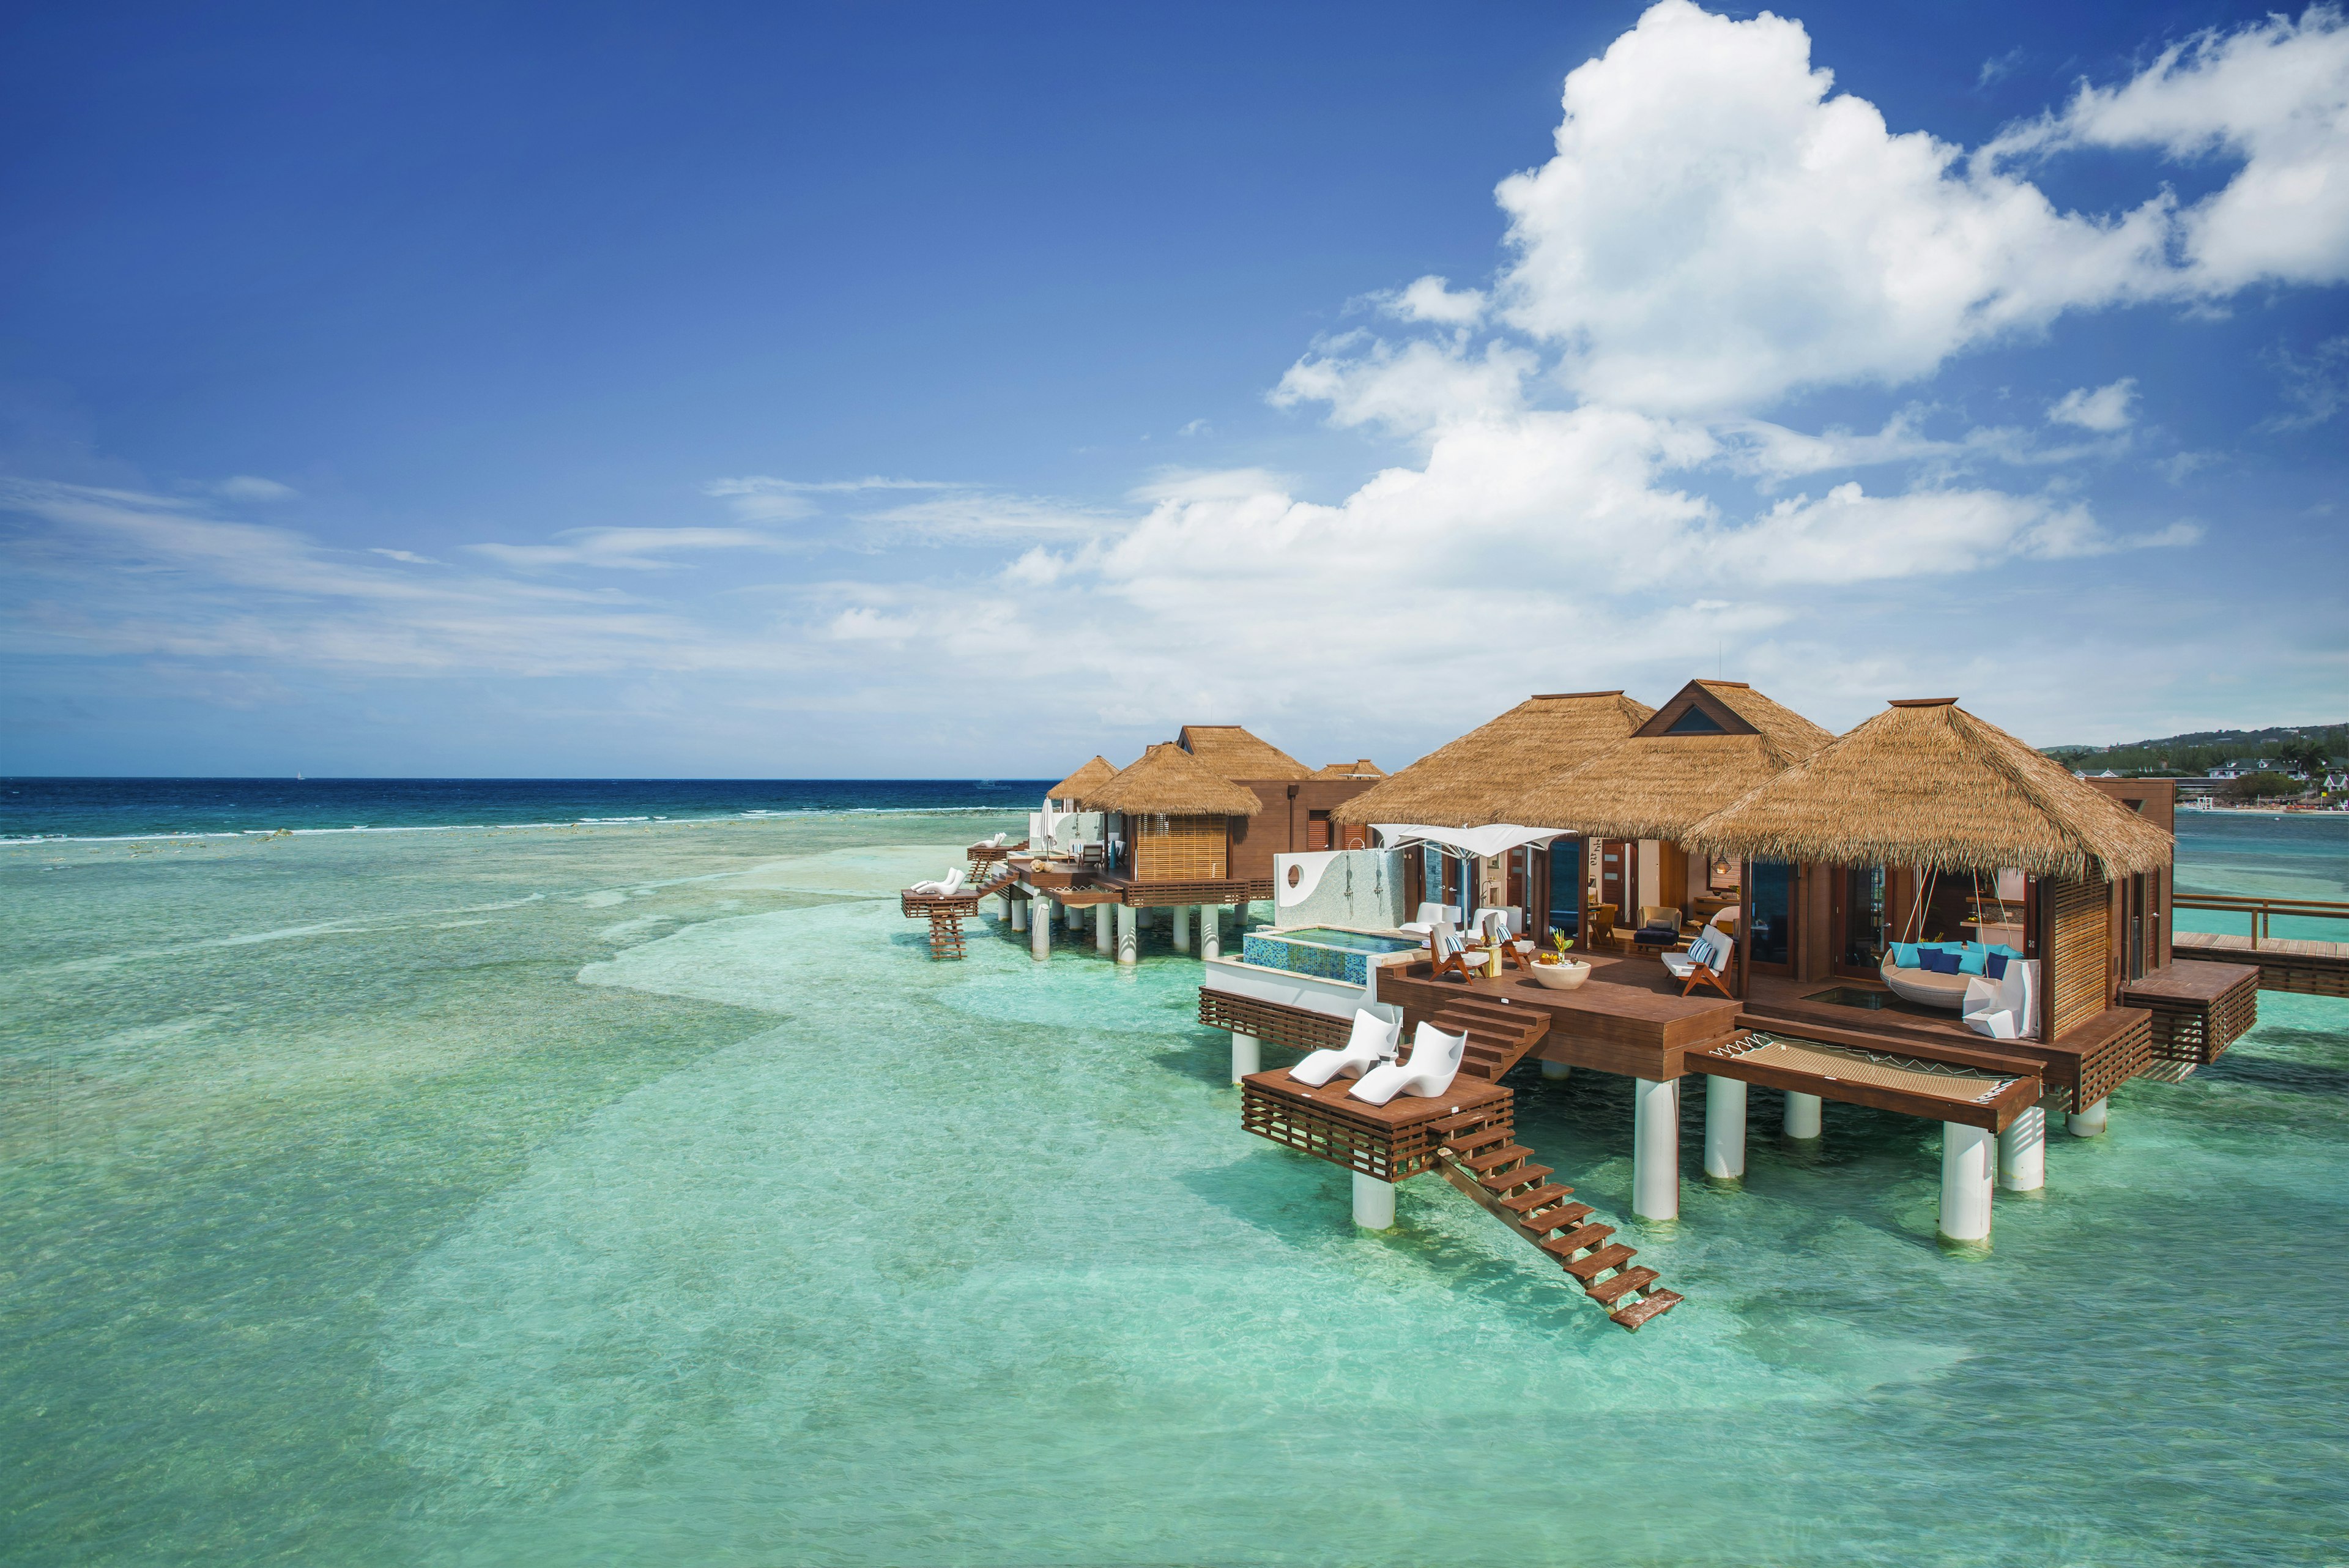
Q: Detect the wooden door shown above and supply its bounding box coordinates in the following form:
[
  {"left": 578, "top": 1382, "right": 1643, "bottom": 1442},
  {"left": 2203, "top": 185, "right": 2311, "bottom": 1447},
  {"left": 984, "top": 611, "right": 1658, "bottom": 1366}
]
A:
[
  {"left": 1599, "top": 839, "right": 1630, "bottom": 921},
  {"left": 1307, "top": 810, "right": 1331, "bottom": 851}
]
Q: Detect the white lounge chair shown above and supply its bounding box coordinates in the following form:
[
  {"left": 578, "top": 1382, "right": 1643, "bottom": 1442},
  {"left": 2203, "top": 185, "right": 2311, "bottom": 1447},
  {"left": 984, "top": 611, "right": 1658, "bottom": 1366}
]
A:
[
  {"left": 1349, "top": 1020, "right": 1469, "bottom": 1106},
  {"left": 909, "top": 867, "right": 965, "bottom": 897},
  {"left": 1289, "top": 1009, "right": 1401, "bottom": 1087},
  {"left": 1398, "top": 902, "right": 1461, "bottom": 938},
  {"left": 1470, "top": 905, "right": 1521, "bottom": 939},
  {"left": 1963, "top": 957, "right": 2038, "bottom": 1041},
  {"left": 1662, "top": 928, "right": 1735, "bottom": 998}
]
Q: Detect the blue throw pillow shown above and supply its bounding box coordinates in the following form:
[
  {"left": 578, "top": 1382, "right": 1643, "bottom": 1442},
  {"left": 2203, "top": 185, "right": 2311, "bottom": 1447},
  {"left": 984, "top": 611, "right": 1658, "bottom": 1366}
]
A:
[
  {"left": 1989, "top": 943, "right": 2024, "bottom": 959},
  {"left": 1958, "top": 947, "right": 1988, "bottom": 975},
  {"left": 1920, "top": 949, "right": 1962, "bottom": 975},
  {"left": 1890, "top": 943, "right": 1920, "bottom": 968},
  {"left": 1985, "top": 953, "right": 2009, "bottom": 979}
]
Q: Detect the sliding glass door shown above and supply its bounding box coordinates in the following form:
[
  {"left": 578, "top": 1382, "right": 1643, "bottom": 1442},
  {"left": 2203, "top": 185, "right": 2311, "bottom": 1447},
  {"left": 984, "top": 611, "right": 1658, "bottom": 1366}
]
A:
[{"left": 1748, "top": 861, "right": 1795, "bottom": 974}]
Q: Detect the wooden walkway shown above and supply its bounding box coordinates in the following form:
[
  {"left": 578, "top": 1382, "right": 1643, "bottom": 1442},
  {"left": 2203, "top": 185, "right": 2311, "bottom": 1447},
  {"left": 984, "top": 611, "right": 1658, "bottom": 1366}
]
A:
[{"left": 2173, "top": 932, "right": 2349, "bottom": 998}]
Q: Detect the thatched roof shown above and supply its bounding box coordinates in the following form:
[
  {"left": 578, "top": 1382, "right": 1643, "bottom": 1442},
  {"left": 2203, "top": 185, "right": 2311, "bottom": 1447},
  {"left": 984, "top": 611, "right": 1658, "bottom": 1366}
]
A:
[
  {"left": 1683, "top": 699, "right": 2175, "bottom": 880},
  {"left": 1332, "top": 691, "right": 1657, "bottom": 827},
  {"left": 1047, "top": 755, "right": 1118, "bottom": 801},
  {"left": 1178, "top": 724, "right": 1310, "bottom": 781},
  {"left": 1085, "top": 743, "right": 1264, "bottom": 816},
  {"left": 1501, "top": 681, "right": 1831, "bottom": 841},
  {"left": 1311, "top": 759, "right": 1386, "bottom": 780}
]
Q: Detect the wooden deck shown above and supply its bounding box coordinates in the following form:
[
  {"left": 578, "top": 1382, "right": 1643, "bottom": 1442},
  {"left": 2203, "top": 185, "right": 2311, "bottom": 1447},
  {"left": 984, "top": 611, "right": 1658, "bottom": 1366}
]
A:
[
  {"left": 1378, "top": 953, "right": 1738, "bottom": 1080},
  {"left": 1739, "top": 973, "right": 2150, "bottom": 1114},
  {"left": 2173, "top": 931, "right": 2349, "bottom": 997},
  {"left": 1239, "top": 1069, "right": 1510, "bottom": 1182},
  {"left": 2121, "top": 959, "right": 2261, "bottom": 1065}
]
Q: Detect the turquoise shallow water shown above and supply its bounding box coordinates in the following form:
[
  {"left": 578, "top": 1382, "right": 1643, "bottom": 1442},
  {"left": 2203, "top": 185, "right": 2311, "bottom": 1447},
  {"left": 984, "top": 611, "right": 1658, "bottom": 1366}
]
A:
[{"left": 4, "top": 812, "right": 2347, "bottom": 1565}]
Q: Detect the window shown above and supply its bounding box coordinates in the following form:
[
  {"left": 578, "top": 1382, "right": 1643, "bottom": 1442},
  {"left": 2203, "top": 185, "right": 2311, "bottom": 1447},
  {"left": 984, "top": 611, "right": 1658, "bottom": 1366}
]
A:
[{"left": 1664, "top": 704, "right": 1726, "bottom": 734}]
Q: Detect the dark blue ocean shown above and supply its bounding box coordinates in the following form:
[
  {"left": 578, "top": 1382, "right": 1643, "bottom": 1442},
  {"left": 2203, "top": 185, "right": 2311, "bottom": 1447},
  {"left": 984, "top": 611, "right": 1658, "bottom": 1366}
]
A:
[{"left": 0, "top": 777, "right": 1055, "bottom": 841}]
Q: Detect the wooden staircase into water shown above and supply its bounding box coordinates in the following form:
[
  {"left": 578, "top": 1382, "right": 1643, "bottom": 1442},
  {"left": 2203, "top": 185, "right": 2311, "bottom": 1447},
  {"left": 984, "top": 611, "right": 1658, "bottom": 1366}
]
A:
[
  {"left": 900, "top": 869, "right": 1023, "bottom": 960},
  {"left": 1428, "top": 1102, "right": 1683, "bottom": 1331}
]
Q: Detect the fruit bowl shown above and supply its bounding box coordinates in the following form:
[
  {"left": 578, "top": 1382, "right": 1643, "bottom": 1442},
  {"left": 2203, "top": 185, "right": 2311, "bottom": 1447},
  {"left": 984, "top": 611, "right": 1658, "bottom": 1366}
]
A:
[{"left": 1529, "top": 958, "right": 1591, "bottom": 990}]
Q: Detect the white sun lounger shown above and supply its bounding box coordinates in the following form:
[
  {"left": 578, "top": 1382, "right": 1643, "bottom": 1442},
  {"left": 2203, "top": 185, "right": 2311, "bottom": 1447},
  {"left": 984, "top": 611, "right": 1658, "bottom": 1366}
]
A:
[
  {"left": 1398, "top": 902, "right": 1461, "bottom": 938},
  {"left": 1289, "top": 1009, "right": 1401, "bottom": 1087},
  {"left": 1348, "top": 1020, "right": 1468, "bottom": 1106},
  {"left": 909, "top": 867, "right": 965, "bottom": 897}
]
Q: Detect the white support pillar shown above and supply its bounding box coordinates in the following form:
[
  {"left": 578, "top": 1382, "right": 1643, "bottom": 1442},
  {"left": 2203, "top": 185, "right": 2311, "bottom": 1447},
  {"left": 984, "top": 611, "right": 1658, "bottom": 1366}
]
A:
[
  {"left": 1351, "top": 1172, "right": 1395, "bottom": 1229},
  {"left": 1064, "top": 899, "right": 1082, "bottom": 931},
  {"left": 1704, "top": 1076, "right": 1747, "bottom": 1182},
  {"left": 1540, "top": 1058, "right": 1573, "bottom": 1081},
  {"left": 2066, "top": 1097, "right": 2108, "bottom": 1138},
  {"left": 1008, "top": 893, "right": 1027, "bottom": 932},
  {"left": 1093, "top": 903, "right": 1113, "bottom": 953},
  {"left": 1784, "top": 1091, "right": 1822, "bottom": 1140},
  {"left": 1230, "top": 1030, "right": 1260, "bottom": 1082},
  {"left": 1233, "top": 899, "right": 1250, "bottom": 934},
  {"left": 1632, "top": 1077, "right": 1680, "bottom": 1221},
  {"left": 1940, "top": 1122, "right": 1994, "bottom": 1243},
  {"left": 1198, "top": 905, "right": 1222, "bottom": 961},
  {"left": 1998, "top": 1105, "right": 2046, "bottom": 1192},
  {"left": 1030, "top": 897, "right": 1052, "bottom": 961},
  {"left": 1115, "top": 904, "right": 1138, "bottom": 967},
  {"left": 1171, "top": 902, "right": 1191, "bottom": 953}
]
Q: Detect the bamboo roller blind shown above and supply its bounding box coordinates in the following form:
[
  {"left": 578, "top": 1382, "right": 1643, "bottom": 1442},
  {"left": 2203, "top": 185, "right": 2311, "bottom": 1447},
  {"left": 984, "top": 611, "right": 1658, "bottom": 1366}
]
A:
[
  {"left": 1133, "top": 815, "right": 1229, "bottom": 880},
  {"left": 2049, "top": 875, "right": 2111, "bottom": 1038}
]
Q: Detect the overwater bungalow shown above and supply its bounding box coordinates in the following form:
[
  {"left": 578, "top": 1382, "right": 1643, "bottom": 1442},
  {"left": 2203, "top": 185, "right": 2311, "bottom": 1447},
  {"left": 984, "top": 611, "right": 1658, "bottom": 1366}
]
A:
[
  {"left": 969, "top": 726, "right": 1386, "bottom": 965},
  {"left": 1205, "top": 686, "right": 2262, "bottom": 1330}
]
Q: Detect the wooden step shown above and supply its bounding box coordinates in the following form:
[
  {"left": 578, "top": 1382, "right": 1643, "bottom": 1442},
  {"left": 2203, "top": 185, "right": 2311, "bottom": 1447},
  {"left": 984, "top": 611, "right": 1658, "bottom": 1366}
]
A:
[
  {"left": 1583, "top": 1265, "right": 1657, "bottom": 1307},
  {"left": 1463, "top": 1143, "right": 1535, "bottom": 1174},
  {"left": 1430, "top": 1107, "right": 1510, "bottom": 1136},
  {"left": 1497, "top": 1183, "right": 1571, "bottom": 1214},
  {"left": 1538, "top": 1222, "right": 1614, "bottom": 1258},
  {"left": 1561, "top": 1243, "right": 1637, "bottom": 1282},
  {"left": 1609, "top": 1290, "right": 1683, "bottom": 1331},
  {"left": 1517, "top": 1202, "right": 1592, "bottom": 1235},
  {"left": 1445, "top": 1124, "right": 1513, "bottom": 1157},
  {"left": 1480, "top": 1163, "right": 1554, "bottom": 1194}
]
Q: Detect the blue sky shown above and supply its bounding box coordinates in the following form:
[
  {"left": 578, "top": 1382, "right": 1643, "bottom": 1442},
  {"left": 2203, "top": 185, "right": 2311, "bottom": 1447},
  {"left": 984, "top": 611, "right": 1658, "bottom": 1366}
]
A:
[{"left": 3, "top": 1, "right": 2343, "bottom": 778}]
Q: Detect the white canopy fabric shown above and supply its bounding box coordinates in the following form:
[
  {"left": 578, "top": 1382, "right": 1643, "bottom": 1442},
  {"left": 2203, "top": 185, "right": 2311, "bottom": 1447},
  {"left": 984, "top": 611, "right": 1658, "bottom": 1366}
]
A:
[{"left": 1371, "top": 822, "right": 1570, "bottom": 858}]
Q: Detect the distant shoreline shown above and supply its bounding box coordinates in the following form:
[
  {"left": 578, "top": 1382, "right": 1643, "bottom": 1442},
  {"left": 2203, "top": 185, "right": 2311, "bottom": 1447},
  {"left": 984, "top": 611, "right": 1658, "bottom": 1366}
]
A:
[{"left": 2182, "top": 803, "right": 2348, "bottom": 817}]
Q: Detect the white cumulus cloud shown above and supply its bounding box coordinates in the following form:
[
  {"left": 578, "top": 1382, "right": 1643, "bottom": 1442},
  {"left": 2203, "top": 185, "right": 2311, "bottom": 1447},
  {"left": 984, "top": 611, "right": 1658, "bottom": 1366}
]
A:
[{"left": 2049, "top": 379, "right": 2139, "bottom": 431}]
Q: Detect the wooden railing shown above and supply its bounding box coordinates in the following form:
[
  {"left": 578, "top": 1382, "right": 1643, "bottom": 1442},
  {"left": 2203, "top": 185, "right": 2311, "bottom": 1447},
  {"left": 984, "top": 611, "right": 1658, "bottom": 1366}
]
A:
[{"left": 2173, "top": 893, "right": 2349, "bottom": 948}]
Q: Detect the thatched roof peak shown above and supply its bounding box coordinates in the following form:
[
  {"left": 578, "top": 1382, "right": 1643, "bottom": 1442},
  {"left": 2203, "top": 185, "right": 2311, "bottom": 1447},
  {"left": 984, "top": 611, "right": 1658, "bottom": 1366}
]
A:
[
  {"left": 1312, "top": 759, "right": 1386, "bottom": 780},
  {"left": 1086, "top": 743, "right": 1264, "bottom": 816},
  {"left": 1332, "top": 691, "right": 1656, "bottom": 828},
  {"left": 1177, "top": 724, "right": 1310, "bottom": 781},
  {"left": 1684, "top": 699, "right": 2174, "bottom": 880},
  {"left": 1502, "top": 681, "right": 1831, "bottom": 841},
  {"left": 1047, "top": 755, "right": 1119, "bottom": 801}
]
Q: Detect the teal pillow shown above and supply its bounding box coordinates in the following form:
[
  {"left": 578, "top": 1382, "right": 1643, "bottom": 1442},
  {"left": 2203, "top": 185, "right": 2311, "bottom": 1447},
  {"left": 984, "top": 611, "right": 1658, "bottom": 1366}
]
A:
[
  {"left": 1890, "top": 943, "right": 1921, "bottom": 968},
  {"left": 1958, "top": 947, "right": 1989, "bottom": 975},
  {"left": 1989, "top": 943, "right": 2024, "bottom": 959}
]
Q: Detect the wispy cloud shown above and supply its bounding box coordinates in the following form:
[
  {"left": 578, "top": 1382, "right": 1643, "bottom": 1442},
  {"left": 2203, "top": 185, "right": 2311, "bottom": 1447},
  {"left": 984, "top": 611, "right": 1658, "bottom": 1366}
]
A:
[{"left": 466, "top": 527, "right": 803, "bottom": 571}]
